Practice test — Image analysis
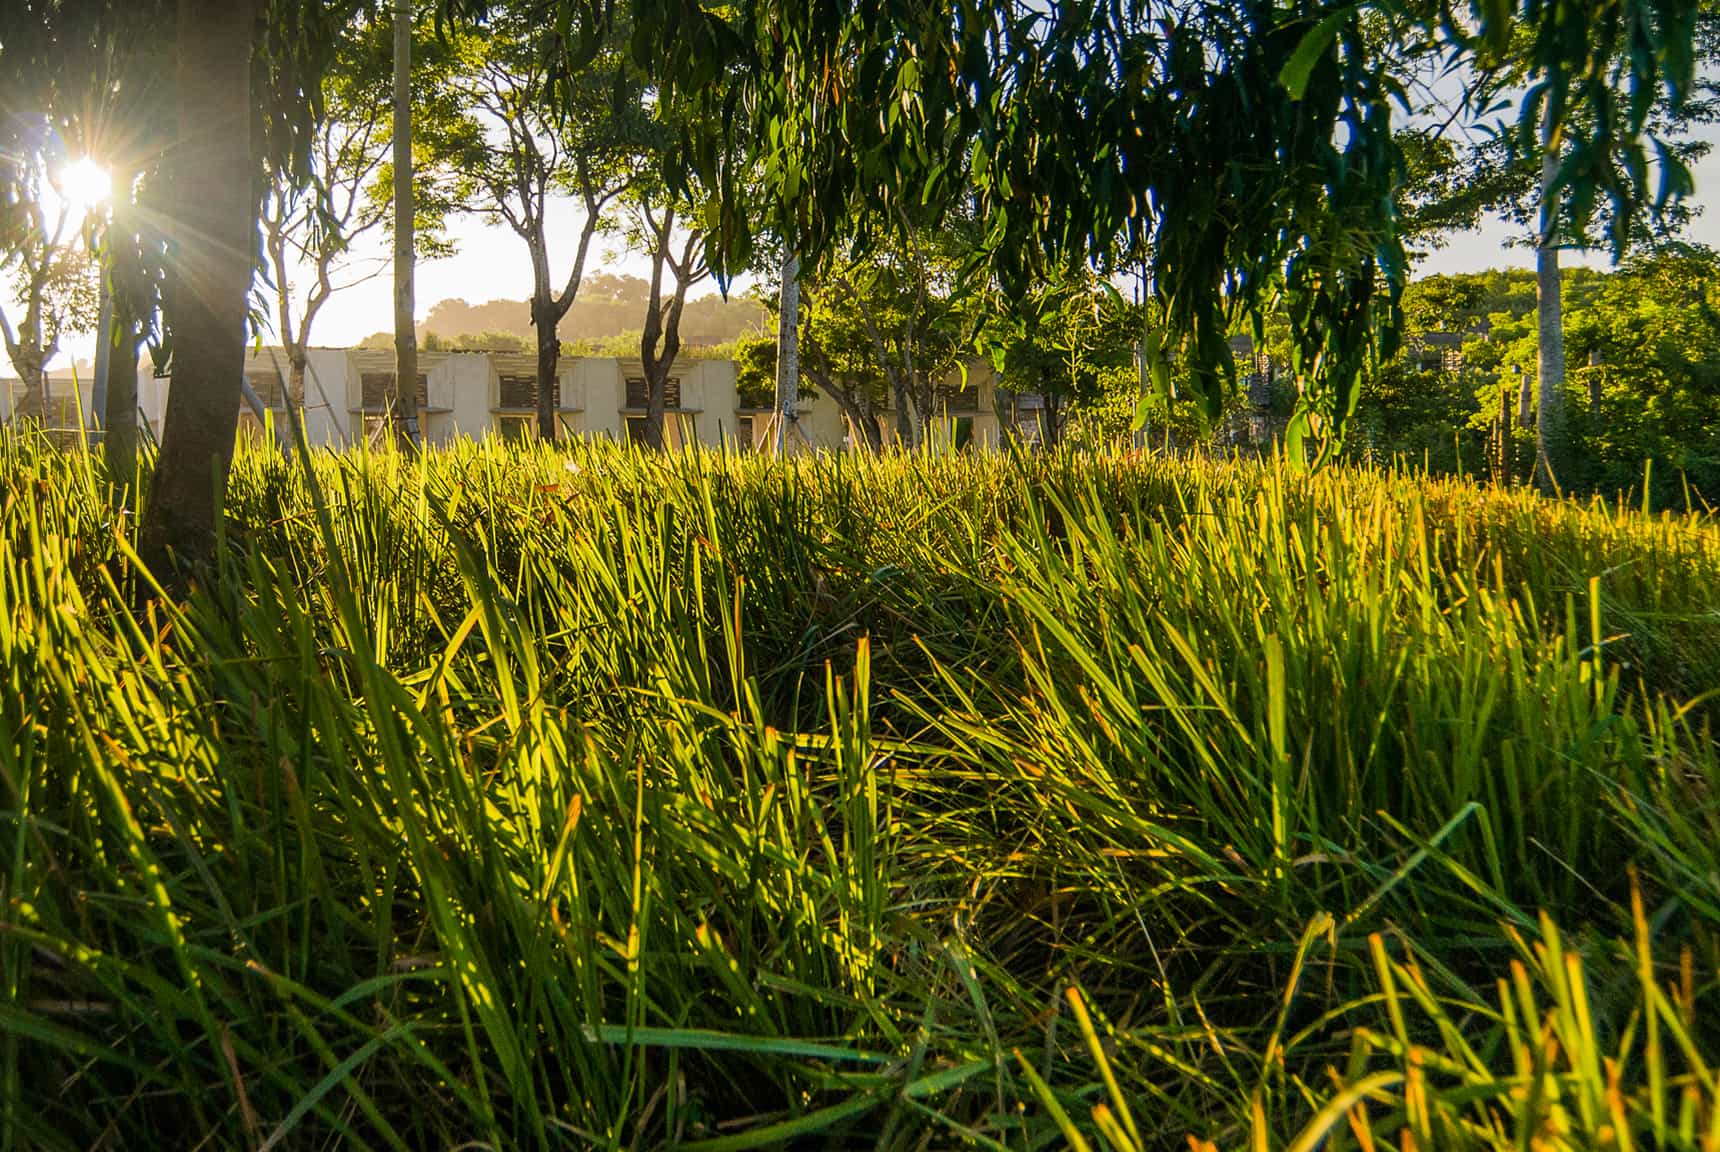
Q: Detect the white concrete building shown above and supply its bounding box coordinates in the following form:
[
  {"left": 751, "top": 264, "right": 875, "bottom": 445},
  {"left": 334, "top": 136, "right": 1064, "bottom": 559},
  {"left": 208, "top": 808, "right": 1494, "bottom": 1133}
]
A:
[
  {"left": 239, "top": 347, "right": 757, "bottom": 450},
  {"left": 6, "top": 345, "right": 1020, "bottom": 452},
  {"left": 0, "top": 361, "right": 171, "bottom": 440}
]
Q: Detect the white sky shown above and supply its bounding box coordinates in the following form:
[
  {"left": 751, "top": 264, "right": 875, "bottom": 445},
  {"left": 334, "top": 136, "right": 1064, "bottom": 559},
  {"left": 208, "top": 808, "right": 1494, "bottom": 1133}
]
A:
[{"left": 12, "top": 148, "right": 1720, "bottom": 376}]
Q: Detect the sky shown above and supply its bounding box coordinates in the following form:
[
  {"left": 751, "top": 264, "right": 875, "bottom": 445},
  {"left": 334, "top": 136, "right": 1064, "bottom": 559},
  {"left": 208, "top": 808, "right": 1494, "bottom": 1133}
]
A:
[{"left": 12, "top": 142, "right": 1720, "bottom": 377}]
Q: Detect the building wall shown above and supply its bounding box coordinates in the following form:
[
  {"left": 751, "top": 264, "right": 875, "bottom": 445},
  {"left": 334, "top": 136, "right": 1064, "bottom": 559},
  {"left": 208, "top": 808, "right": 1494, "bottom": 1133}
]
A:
[
  {"left": 108, "top": 347, "right": 1016, "bottom": 454},
  {"left": 575, "top": 359, "right": 623, "bottom": 440},
  {"left": 1, "top": 359, "right": 171, "bottom": 440}
]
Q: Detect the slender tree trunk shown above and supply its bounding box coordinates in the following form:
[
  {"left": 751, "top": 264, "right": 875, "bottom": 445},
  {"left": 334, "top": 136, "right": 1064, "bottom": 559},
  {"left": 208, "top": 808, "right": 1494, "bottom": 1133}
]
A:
[
  {"left": 991, "top": 383, "right": 1017, "bottom": 450},
  {"left": 533, "top": 297, "right": 560, "bottom": 439},
  {"left": 824, "top": 388, "right": 864, "bottom": 447},
  {"left": 104, "top": 313, "right": 141, "bottom": 490},
  {"left": 774, "top": 249, "right": 800, "bottom": 454},
  {"left": 1496, "top": 377, "right": 1513, "bottom": 485},
  {"left": 862, "top": 409, "right": 882, "bottom": 452},
  {"left": 1534, "top": 143, "right": 1565, "bottom": 494},
  {"left": 281, "top": 350, "right": 307, "bottom": 445},
  {"left": 818, "top": 376, "right": 872, "bottom": 451},
  {"left": 848, "top": 283, "right": 914, "bottom": 449},
  {"left": 890, "top": 376, "right": 916, "bottom": 448},
  {"left": 637, "top": 217, "right": 680, "bottom": 453},
  {"left": 1039, "top": 371, "right": 1061, "bottom": 449},
  {"left": 392, "top": 0, "right": 421, "bottom": 447},
  {"left": 14, "top": 359, "right": 46, "bottom": 422},
  {"left": 643, "top": 364, "right": 669, "bottom": 450},
  {"left": 639, "top": 281, "right": 667, "bottom": 452},
  {"left": 141, "top": 0, "right": 254, "bottom": 570},
  {"left": 104, "top": 187, "right": 144, "bottom": 492},
  {"left": 90, "top": 280, "right": 113, "bottom": 449}
]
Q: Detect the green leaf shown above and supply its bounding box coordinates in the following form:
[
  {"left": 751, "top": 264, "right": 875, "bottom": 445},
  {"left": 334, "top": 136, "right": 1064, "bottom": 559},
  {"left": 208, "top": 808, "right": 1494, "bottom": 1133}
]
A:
[
  {"left": 1132, "top": 395, "right": 1154, "bottom": 432},
  {"left": 1279, "top": 5, "right": 1357, "bottom": 101}
]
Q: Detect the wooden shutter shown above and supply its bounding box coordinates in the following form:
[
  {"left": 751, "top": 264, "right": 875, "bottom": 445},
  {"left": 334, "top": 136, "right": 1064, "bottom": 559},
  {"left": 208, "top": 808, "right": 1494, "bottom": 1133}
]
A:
[{"left": 361, "top": 372, "right": 427, "bottom": 409}]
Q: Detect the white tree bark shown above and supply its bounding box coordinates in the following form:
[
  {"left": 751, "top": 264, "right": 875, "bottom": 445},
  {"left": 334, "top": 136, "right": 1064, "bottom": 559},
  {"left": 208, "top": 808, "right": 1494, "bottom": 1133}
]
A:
[
  {"left": 392, "top": 0, "right": 421, "bottom": 446},
  {"left": 774, "top": 248, "right": 800, "bottom": 453},
  {"left": 1534, "top": 138, "right": 1566, "bottom": 493}
]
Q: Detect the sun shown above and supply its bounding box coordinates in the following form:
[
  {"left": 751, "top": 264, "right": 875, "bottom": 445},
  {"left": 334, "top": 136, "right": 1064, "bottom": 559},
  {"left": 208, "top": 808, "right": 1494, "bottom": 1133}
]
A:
[{"left": 57, "top": 156, "right": 113, "bottom": 210}]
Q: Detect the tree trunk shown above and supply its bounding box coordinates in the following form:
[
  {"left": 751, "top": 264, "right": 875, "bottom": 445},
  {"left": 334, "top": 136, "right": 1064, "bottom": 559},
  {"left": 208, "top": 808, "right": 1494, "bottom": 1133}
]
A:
[
  {"left": 642, "top": 364, "right": 668, "bottom": 450},
  {"left": 534, "top": 297, "right": 560, "bottom": 439},
  {"left": 104, "top": 186, "right": 144, "bottom": 492},
  {"left": 140, "top": 0, "right": 254, "bottom": 571},
  {"left": 1039, "top": 374, "right": 1061, "bottom": 449},
  {"left": 1534, "top": 144, "right": 1565, "bottom": 494},
  {"left": 638, "top": 218, "right": 692, "bottom": 453},
  {"left": 104, "top": 313, "right": 141, "bottom": 489},
  {"left": 774, "top": 249, "right": 800, "bottom": 454},
  {"left": 90, "top": 280, "right": 113, "bottom": 449},
  {"left": 820, "top": 379, "right": 873, "bottom": 451},
  {"left": 1496, "top": 376, "right": 1513, "bottom": 485},
  {"left": 13, "top": 360, "right": 46, "bottom": 422},
  {"left": 392, "top": 0, "right": 421, "bottom": 447},
  {"left": 1039, "top": 401, "right": 1059, "bottom": 449},
  {"left": 639, "top": 286, "right": 667, "bottom": 452},
  {"left": 991, "top": 383, "right": 1018, "bottom": 450},
  {"left": 891, "top": 374, "right": 916, "bottom": 449},
  {"left": 281, "top": 350, "right": 307, "bottom": 446}
]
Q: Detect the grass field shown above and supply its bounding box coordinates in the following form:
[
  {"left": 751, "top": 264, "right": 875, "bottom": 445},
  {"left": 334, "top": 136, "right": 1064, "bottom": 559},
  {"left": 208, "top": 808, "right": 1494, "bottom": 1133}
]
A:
[{"left": 4, "top": 431, "right": 1720, "bottom": 1150}]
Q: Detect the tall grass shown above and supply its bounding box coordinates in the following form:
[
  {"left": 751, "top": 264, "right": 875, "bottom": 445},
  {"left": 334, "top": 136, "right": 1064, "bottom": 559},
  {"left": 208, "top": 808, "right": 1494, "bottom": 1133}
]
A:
[{"left": 2, "top": 429, "right": 1717, "bottom": 1149}]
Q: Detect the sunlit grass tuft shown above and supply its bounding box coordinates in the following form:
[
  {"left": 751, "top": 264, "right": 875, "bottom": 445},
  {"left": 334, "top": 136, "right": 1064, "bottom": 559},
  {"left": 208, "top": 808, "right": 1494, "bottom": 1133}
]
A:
[{"left": 2, "top": 430, "right": 1718, "bottom": 1149}]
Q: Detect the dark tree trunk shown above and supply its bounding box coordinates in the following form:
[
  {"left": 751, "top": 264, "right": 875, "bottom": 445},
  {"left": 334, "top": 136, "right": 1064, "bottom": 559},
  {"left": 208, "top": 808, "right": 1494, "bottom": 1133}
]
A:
[
  {"left": 533, "top": 297, "right": 559, "bottom": 439},
  {"left": 639, "top": 284, "right": 668, "bottom": 451},
  {"left": 104, "top": 184, "right": 146, "bottom": 493},
  {"left": 642, "top": 363, "right": 669, "bottom": 450},
  {"left": 280, "top": 350, "right": 307, "bottom": 446},
  {"left": 638, "top": 216, "right": 693, "bottom": 453},
  {"left": 1039, "top": 383, "right": 1062, "bottom": 449},
  {"left": 14, "top": 362, "right": 46, "bottom": 422},
  {"left": 141, "top": 0, "right": 254, "bottom": 572},
  {"left": 991, "top": 384, "right": 1018, "bottom": 450},
  {"left": 816, "top": 373, "right": 879, "bottom": 452},
  {"left": 103, "top": 313, "right": 141, "bottom": 489},
  {"left": 1496, "top": 377, "right": 1513, "bottom": 485}
]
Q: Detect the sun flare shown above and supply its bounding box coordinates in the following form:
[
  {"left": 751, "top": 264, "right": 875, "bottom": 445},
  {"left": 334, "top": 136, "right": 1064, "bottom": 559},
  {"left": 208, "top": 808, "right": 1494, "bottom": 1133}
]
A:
[{"left": 57, "top": 156, "right": 113, "bottom": 209}]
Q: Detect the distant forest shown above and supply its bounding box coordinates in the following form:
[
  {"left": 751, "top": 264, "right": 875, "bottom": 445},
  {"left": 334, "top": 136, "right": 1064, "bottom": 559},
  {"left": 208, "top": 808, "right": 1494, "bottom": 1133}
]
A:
[{"left": 359, "top": 273, "right": 768, "bottom": 351}]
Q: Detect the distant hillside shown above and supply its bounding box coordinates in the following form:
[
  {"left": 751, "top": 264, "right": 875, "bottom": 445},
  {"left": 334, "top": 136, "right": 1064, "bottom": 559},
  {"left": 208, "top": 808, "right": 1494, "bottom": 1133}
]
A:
[{"left": 418, "top": 273, "right": 768, "bottom": 349}]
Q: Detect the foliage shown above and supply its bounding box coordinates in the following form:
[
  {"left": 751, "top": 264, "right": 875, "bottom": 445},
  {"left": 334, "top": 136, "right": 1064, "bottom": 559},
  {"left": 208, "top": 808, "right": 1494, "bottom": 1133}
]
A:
[
  {"left": 785, "top": 216, "right": 981, "bottom": 449},
  {"left": 5, "top": 434, "right": 1720, "bottom": 1147},
  {"left": 0, "top": 219, "right": 99, "bottom": 394},
  {"left": 419, "top": 281, "right": 767, "bottom": 349},
  {"left": 421, "top": 327, "right": 531, "bottom": 352},
  {"left": 260, "top": 10, "right": 457, "bottom": 386},
  {"left": 436, "top": 6, "right": 659, "bottom": 434},
  {"left": 982, "top": 269, "right": 1143, "bottom": 446},
  {"left": 1563, "top": 247, "right": 1720, "bottom": 498},
  {"left": 1352, "top": 254, "right": 1720, "bottom": 502},
  {"left": 731, "top": 332, "right": 777, "bottom": 408}
]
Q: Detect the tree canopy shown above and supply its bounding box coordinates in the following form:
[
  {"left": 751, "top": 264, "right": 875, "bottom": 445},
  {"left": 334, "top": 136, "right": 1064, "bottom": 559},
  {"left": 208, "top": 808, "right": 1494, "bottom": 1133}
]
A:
[{"left": 2, "top": 0, "right": 1711, "bottom": 550}]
